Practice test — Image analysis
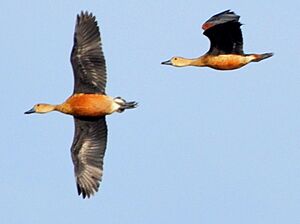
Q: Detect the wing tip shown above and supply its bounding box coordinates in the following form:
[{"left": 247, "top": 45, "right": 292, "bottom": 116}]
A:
[
  {"left": 76, "top": 169, "right": 102, "bottom": 199},
  {"left": 202, "top": 9, "right": 240, "bottom": 30},
  {"left": 76, "top": 10, "right": 96, "bottom": 25},
  {"left": 77, "top": 183, "right": 99, "bottom": 199}
]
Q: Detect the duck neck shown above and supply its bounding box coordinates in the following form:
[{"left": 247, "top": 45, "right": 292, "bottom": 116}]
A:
[
  {"left": 189, "top": 56, "right": 206, "bottom": 67},
  {"left": 48, "top": 104, "right": 57, "bottom": 112},
  {"left": 182, "top": 58, "right": 197, "bottom": 66},
  {"left": 55, "top": 103, "right": 71, "bottom": 114}
]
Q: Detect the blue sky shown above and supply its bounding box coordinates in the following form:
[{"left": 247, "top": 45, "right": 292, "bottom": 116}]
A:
[{"left": 1, "top": 0, "right": 300, "bottom": 223}]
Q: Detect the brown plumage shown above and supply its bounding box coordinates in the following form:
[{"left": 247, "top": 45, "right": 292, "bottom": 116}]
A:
[
  {"left": 162, "top": 10, "right": 273, "bottom": 70},
  {"left": 25, "top": 11, "right": 137, "bottom": 198}
]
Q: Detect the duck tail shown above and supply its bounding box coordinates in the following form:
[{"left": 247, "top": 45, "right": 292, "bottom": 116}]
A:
[
  {"left": 252, "top": 53, "right": 274, "bottom": 62},
  {"left": 114, "top": 97, "right": 138, "bottom": 113}
]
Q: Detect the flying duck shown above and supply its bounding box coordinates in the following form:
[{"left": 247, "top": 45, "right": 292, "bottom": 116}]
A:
[
  {"left": 162, "top": 10, "right": 273, "bottom": 70},
  {"left": 25, "top": 11, "right": 137, "bottom": 198}
]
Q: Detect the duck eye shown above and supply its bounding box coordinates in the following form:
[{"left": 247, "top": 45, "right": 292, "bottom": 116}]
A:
[
  {"left": 174, "top": 58, "right": 177, "bottom": 60},
  {"left": 37, "top": 104, "right": 40, "bottom": 107}
]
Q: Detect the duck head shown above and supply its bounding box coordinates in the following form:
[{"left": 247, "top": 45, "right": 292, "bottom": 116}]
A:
[
  {"left": 161, "top": 57, "right": 192, "bottom": 67},
  {"left": 25, "top": 103, "right": 56, "bottom": 114}
]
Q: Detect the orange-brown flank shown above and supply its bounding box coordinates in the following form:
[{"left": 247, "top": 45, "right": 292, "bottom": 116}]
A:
[
  {"left": 194, "top": 54, "right": 254, "bottom": 70},
  {"left": 58, "top": 94, "right": 115, "bottom": 117}
]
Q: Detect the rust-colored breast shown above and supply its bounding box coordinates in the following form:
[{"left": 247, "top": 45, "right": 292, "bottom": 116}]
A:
[
  {"left": 61, "top": 94, "right": 114, "bottom": 117},
  {"left": 203, "top": 54, "right": 251, "bottom": 70}
]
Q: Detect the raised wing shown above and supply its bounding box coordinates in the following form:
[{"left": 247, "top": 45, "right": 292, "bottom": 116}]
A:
[
  {"left": 202, "top": 10, "right": 244, "bottom": 55},
  {"left": 71, "top": 11, "right": 107, "bottom": 94},
  {"left": 71, "top": 116, "right": 108, "bottom": 198}
]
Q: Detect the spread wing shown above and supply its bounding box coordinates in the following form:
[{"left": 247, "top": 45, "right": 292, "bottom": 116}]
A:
[
  {"left": 71, "top": 116, "right": 108, "bottom": 198},
  {"left": 202, "top": 10, "right": 244, "bottom": 55},
  {"left": 71, "top": 11, "right": 107, "bottom": 94}
]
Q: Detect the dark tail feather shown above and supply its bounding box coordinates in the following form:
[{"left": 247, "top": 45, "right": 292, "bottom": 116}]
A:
[
  {"left": 120, "top": 101, "right": 138, "bottom": 110},
  {"left": 114, "top": 97, "right": 138, "bottom": 113},
  {"left": 253, "top": 52, "right": 274, "bottom": 62}
]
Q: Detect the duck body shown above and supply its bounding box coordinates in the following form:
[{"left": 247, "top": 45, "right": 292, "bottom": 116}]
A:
[
  {"left": 189, "top": 53, "right": 272, "bottom": 70},
  {"left": 198, "top": 54, "right": 252, "bottom": 70},
  {"left": 189, "top": 54, "right": 253, "bottom": 70},
  {"left": 58, "top": 94, "right": 118, "bottom": 117}
]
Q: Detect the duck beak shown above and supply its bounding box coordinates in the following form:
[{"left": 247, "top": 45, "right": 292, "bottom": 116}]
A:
[
  {"left": 161, "top": 59, "right": 172, "bottom": 65},
  {"left": 24, "top": 107, "right": 36, "bottom": 114}
]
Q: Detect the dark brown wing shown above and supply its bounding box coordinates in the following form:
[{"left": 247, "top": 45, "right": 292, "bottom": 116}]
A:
[
  {"left": 202, "top": 10, "right": 244, "bottom": 55},
  {"left": 71, "top": 11, "right": 107, "bottom": 94},
  {"left": 71, "top": 116, "right": 108, "bottom": 199}
]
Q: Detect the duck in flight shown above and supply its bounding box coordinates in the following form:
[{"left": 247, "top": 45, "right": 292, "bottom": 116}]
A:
[
  {"left": 162, "top": 10, "right": 273, "bottom": 70},
  {"left": 25, "top": 12, "right": 137, "bottom": 198}
]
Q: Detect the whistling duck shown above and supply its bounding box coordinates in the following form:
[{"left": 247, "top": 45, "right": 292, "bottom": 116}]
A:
[
  {"left": 25, "top": 12, "right": 137, "bottom": 198},
  {"left": 161, "top": 10, "right": 273, "bottom": 70}
]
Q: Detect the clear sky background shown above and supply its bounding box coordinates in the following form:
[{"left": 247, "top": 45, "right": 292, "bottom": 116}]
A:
[{"left": 1, "top": 0, "right": 299, "bottom": 223}]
